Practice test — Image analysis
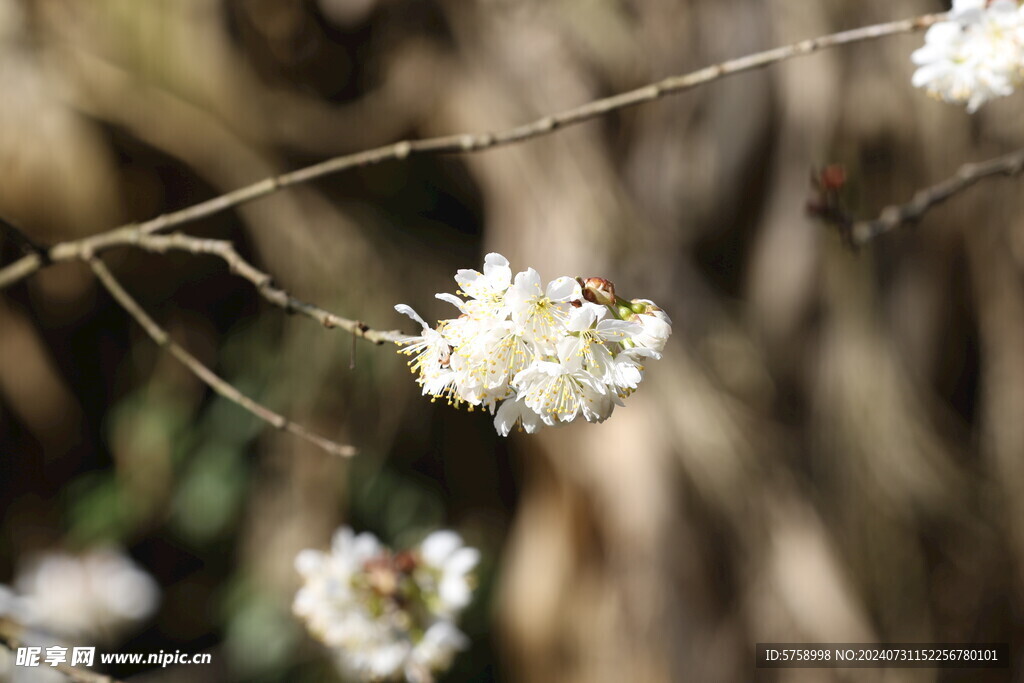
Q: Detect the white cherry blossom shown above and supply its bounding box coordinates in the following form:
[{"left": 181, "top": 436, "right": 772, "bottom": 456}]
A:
[
  {"left": 395, "top": 253, "right": 672, "bottom": 435},
  {"left": 562, "top": 303, "right": 641, "bottom": 383},
  {"left": 454, "top": 252, "right": 512, "bottom": 319},
  {"left": 513, "top": 352, "right": 610, "bottom": 426},
  {"left": 609, "top": 347, "right": 647, "bottom": 388},
  {"left": 493, "top": 394, "right": 545, "bottom": 436},
  {"left": 14, "top": 548, "right": 159, "bottom": 642},
  {"left": 506, "top": 270, "right": 580, "bottom": 354},
  {"left": 294, "top": 527, "right": 479, "bottom": 683},
  {"left": 394, "top": 304, "right": 453, "bottom": 390},
  {"left": 628, "top": 299, "right": 673, "bottom": 356},
  {"left": 911, "top": 0, "right": 1024, "bottom": 112}
]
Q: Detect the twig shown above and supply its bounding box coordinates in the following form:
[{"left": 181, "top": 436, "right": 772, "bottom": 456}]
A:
[
  {"left": 87, "top": 256, "right": 357, "bottom": 457},
  {"left": 0, "top": 12, "right": 944, "bottom": 293},
  {"left": 0, "top": 618, "right": 118, "bottom": 683},
  {"left": 850, "top": 147, "right": 1024, "bottom": 246},
  {"left": 129, "top": 233, "right": 404, "bottom": 345}
]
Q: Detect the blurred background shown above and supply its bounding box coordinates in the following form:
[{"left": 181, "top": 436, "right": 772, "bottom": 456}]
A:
[{"left": 0, "top": 0, "right": 1021, "bottom": 681}]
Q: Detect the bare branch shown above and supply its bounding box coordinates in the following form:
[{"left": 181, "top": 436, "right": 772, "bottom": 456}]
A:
[
  {"left": 851, "top": 147, "right": 1024, "bottom": 246},
  {"left": 87, "top": 257, "right": 357, "bottom": 457},
  {"left": 138, "top": 233, "right": 404, "bottom": 345},
  {"left": 0, "top": 618, "right": 118, "bottom": 683},
  {"left": 5, "top": 229, "right": 406, "bottom": 343},
  {"left": 0, "top": 12, "right": 943, "bottom": 293}
]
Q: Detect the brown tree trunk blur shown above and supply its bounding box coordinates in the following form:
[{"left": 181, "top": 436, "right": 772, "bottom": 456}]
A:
[{"left": 1, "top": 0, "right": 1022, "bottom": 681}]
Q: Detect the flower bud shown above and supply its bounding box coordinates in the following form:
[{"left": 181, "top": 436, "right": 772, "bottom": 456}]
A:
[
  {"left": 628, "top": 298, "right": 672, "bottom": 354},
  {"left": 579, "top": 277, "right": 617, "bottom": 307}
]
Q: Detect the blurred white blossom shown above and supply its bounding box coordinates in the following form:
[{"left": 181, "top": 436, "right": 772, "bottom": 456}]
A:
[
  {"left": 293, "top": 527, "right": 479, "bottom": 683},
  {"left": 13, "top": 548, "right": 159, "bottom": 642},
  {"left": 912, "top": 0, "right": 1024, "bottom": 112},
  {"left": 416, "top": 531, "right": 480, "bottom": 617},
  {"left": 395, "top": 254, "right": 672, "bottom": 436},
  {"left": 0, "top": 584, "right": 24, "bottom": 619}
]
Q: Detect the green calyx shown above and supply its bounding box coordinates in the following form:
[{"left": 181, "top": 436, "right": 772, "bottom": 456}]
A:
[{"left": 611, "top": 296, "right": 646, "bottom": 319}]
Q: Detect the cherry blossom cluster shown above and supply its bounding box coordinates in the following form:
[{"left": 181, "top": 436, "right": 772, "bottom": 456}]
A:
[
  {"left": 293, "top": 527, "right": 479, "bottom": 683},
  {"left": 0, "top": 548, "right": 160, "bottom": 642},
  {"left": 912, "top": 0, "right": 1024, "bottom": 112},
  {"left": 394, "top": 253, "right": 672, "bottom": 436}
]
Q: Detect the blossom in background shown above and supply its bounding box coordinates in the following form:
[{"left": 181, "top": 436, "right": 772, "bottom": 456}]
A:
[
  {"left": 0, "top": 552, "right": 156, "bottom": 683},
  {"left": 911, "top": 0, "right": 1024, "bottom": 112},
  {"left": 293, "top": 527, "right": 479, "bottom": 683},
  {"left": 0, "top": 584, "right": 23, "bottom": 619},
  {"left": 12, "top": 548, "right": 160, "bottom": 642},
  {"left": 395, "top": 253, "right": 673, "bottom": 436}
]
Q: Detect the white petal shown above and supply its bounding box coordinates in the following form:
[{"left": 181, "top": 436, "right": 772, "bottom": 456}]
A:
[
  {"left": 546, "top": 276, "right": 580, "bottom": 301},
  {"left": 455, "top": 268, "right": 481, "bottom": 287},
  {"left": 331, "top": 526, "right": 356, "bottom": 553},
  {"left": 421, "top": 531, "right": 463, "bottom": 566},
  {"left": 411, "top": 621, "right": 467, "bottom": 673},
  {"left": 519, "top": 407, "right": 544, "bottom": 433},
  {"left": 597, "top": 319, "right": 642, "bottom": 341},
  {"left": 494, "top": 397, "right": 544, "bottom": 436},
  {"left": 952, "top": 0, "right": 985, "bottom": 12},
  {"left": 434, "top": 293, "right": 466, "bottom": 312},
  {"left": 439, "top": 575, "right": 472, "bottom": 610},
  {"left": 567, "top": 303, "right": 603, "bottom": 332},
  {"left": 557, "top": 334, "right": 586, "bottom": 363},
  {"left": 989, "top": 0, "right": 1018, "bottom": 15},
  {"left": 352, "top": 531, "right": 383, "bottom": 561},
  {"left": 482, "top": 253, "right": 512, "bottom": 283},
  {"left": 493, "top": 398, "right": 519, "bottom": 437},
  {"left": 395, "top": 304, "right": 429, "bottom": 330},
  {"left": 924, "top": 21, "right": 964, "bottom": 44},
  {"left": 446, "top": 547, "right": 480, "bottom": 576},
  {"left": 513, "top": 268, "right": 542, "bottom": 294}
]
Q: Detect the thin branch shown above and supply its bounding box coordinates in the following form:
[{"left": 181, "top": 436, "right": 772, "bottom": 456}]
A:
[
  {"left": 87, "top": 257, "right": 357, "bottom": 457},
  {"left": 851, "top": 146, "right": 1024, "bottom": 246},
  {"left": 135, "top": 233, "right": 404, "bottom": 344},
  {"left": 0, "top": 12, "right": 944, "bottom": 294},
  {"left": 0, "top": 618, "right": 118, "bottom": 683}
]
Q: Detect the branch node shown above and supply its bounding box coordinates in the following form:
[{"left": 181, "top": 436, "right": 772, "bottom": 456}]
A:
[
  {"left": 957, "top": 163, "right": 979, "bottom": 179},
  {"left": 834, "top": 146, "right": 1024, "bottom": 246},
  {"left": 394, "top": 141, "right": 412, "bottom": 159}
]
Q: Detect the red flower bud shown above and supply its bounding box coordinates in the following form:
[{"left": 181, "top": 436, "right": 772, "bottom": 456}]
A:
[{"left": 580, "top": 277, "right": 617, "bottom": 306}]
